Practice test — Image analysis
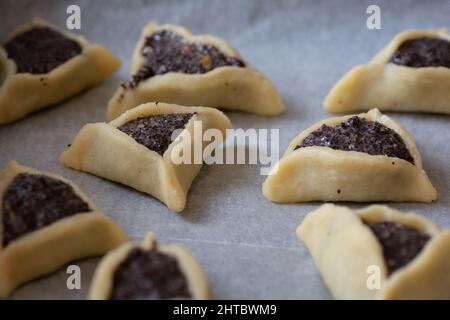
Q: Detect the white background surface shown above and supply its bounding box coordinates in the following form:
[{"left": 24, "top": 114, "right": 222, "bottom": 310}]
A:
[{"left": 1, "top": 0, "right": 450, "bottom": 299}]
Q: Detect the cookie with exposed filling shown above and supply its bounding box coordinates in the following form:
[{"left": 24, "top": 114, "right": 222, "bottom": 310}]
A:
[
  {"left": 89, "top": 233, "right": 211, "bottom": 300},
  {"left": 0, "top": 18, "right": 121, "bottom": 124},
  {"left": 324, "top": 29, "right": 450, "bottom": 114},
  {"left": 263, "top": 108, "right": 436, "bottom": 203},
  {"left": 106, "top": 23, "right": 284, "bottom": 119},
  {"left": 0, "top": 161, "right": 128, "bottom": 298},
  {"left": 61, "top": 102, "right": 232, "bottom": 212},
  {"left": 298, "top": 204, "right": 450, "bottom": 299}
]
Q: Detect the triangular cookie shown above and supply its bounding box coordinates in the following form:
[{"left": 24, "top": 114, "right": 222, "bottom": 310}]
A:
[
  {"left": 263, "top": 109, "right": 436, "bottom": 203},
  {"left": 0, "top": 161, "right": 128, "bottom": 297},
  {"left": 61, "top": 102, "right": 232, "bottom": 212},
  {"left": 106, "top": 22, "right": 284, "bottom": 120},
  {"left": 324, "top": 29, "right": 450, "bottom": 114},
  {"left": 89, "top": 232, "right": 211, "bottom": 300},
  {"left": 298, "top": 204, "right": 450, "bottom": 299},
  {"left": 0, "top": 18, "right": 121, "bottom": 124}
]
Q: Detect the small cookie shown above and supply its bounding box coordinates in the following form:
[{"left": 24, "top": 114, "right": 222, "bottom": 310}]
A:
[
  {"left": 298, "top": 204, "right": 450, "bottom": 299},
  {"left": 324, "top": 29, "right": 450, "bottom": 114},
  {"left": 0, "top": 161, "right": 128, "bottom": 297},
  {"left": 0, "top": 18, "right": 121, "bottom": 124},
  {"left": 61, "top": 102, "right": 232, "bottom": 212},
  {"left": 106, "top": 22, "right": 284, "bottom": 120},
  {"left": 89, "top": 233, "right": 211, "bottom": 300},
  {"left": 263, "top": 108, "right": 436, "bottom": 203}
]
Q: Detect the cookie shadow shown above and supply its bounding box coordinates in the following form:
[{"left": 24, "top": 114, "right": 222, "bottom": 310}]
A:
[{"left": 181, "top": 144, "right": 267, "bottom": 222}]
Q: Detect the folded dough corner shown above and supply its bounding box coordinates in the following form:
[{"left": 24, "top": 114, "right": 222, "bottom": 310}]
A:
[
  {"left": 298, "top": 204, "right": 450, "bottom": 300},
  {"left": 263, "top": 108, "right": 437, "bottom": 203},
  {"left": 0, "top": 17, "right": 121, "bottom": 125},
  {"left": 61, "top": 102, "right": 232, "bottom": 212},
  {"left": 324, "top": 28, "right": 450, "bottom": 114},
  {"left": 106, "top": 22, "right": 284, "bottom": 120}
]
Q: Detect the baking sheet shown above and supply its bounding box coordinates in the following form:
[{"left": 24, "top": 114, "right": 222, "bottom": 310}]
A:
[{"left": 1, "top": 0, "right": 450, "bottom": 299}]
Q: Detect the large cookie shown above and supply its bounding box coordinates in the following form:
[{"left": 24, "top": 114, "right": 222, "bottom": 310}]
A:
[
  {"left": 89, "top": 233, "right": 211, "bottom": 300},
  {"left": 107, "top": 23, "right": 284, "bottom": 119},
  {"left": 298, "top": 204, "right": 450, "bottom": 299},
  {"left": 61, "top": 102, "right": 232, "bottom": 212},
  {"left": 263, "top": 109, "right": 436, "bottom": 203},
  {"left": 324, "top": 29, "right": 450, "bottom": 114},
  {"left": 0, "top": 161, "right": 128, "bottom": 297},
  {"left": 0, "top": 18, "right": 121, "bottom": 124}
]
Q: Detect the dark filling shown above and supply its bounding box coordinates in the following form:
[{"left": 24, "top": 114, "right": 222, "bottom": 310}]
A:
[
  {"left": 110, "top": 248, "right": 191, "bottom": 300},
  {"left": 117, "top": 113, "right": 194, "bottom": 156},
  {"left": 366, "top": 222, "right": 430, "bottom": 275},
  {"left": 295, "top": 116, "right": 414, "bottom": 164},
  {"left": 390, "top": 37, "right": 450, "bottom": 68},
  {"left": 2, "top": 173, "right": 91, "bottom": 246},
  {"left": 127, "top": 30, "right": 245, "bottom": 88},
  {"left": 3, "top": 26, "right": 82, "bottom": 74}
]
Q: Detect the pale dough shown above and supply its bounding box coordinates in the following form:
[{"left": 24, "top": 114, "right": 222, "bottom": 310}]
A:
[
  {"left": 298, "top": 204, "right": 450, "bottom": 300},
  {"left": 0, "top": 161, "right": 128, "bottom": 298},
  {"left": 106, "top": 22, "right": 284, "bottom": 120},
  {"left": 61, "top": 102, "right": 233, "bottom": 212},
  {"left": 263, "top": 108, "right": 436, "bottom": 203},
  {"left": 0, "top": 18, "right": 121, "bottom": 124},
  {"left": 89, "top": 232, "right": 212, "bottom": 300},
  {"left": 324, "top": 29, "right": 450, "bottom": 114}
]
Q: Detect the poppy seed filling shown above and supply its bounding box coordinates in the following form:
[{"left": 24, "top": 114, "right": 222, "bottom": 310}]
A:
[
  {"left": 390, "top": 37, "right": 450, "bottom": 68},
  {"left": 117, "top": 113, "right": 195, "bottom": 156},
  {"left": 127, "top": 30, "right": 245, "bottom": 88},
  {"left": 365, "top": 221, "right": 430, "bottom": 275},
  {"left": 2, "top": 173, "right": 91, "bottom": 247},
  {"left": 111, "top": 248, "right": 191, "bottom": 300},
  {"left": 4, "top": 26, "right": 82, "bottom": 74},
  {"left": 296, "top": 116, "right": 414, "bottom": 163}
]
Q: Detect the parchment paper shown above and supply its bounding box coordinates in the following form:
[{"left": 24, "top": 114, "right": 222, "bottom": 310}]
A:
[{"left": 1, "top": 0, "right": 449, "bottom": 299}]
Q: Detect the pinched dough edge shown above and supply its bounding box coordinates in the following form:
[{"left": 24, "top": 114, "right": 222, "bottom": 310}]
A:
[
  {"left": 324, "top": 29, "right": 450, "bottom": 114},
  {"left": 61, "top": 102, "right": 232, "bottom": 212},
  {"left": 297, "top": 204, "right": 450, "bottom": 300},
  {"left": 0, "top": 161, "right": 128, "bottom": 298},
  {"left": 106, "top": 22, "right": 284, "bottom": 119},
  {"left": 0, "top": 17, "right": 121, "bottom": 125},
  {"left": 89, "top": 232, "right": 212, "bottom": 300},
  {"left": 263, "top": 109, "right": 436, "bottom": 203}
]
